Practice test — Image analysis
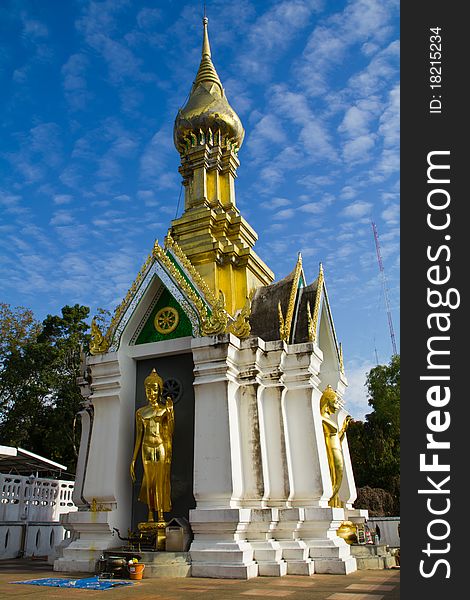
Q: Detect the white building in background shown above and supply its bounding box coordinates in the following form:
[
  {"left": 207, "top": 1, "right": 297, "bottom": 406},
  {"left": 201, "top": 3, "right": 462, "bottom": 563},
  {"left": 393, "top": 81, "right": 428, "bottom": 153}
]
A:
[{"left": 0, "top": 445, "right": 76, "bottom": 562}]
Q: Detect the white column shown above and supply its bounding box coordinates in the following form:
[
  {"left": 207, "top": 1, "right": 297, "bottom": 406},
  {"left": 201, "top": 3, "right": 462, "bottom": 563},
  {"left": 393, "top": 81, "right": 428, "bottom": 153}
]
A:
[
  {"left": 257, "top": 341, "right": 290, "bottom": 507},
  {"left": 191, "top": 334, "right": 241, "bottom": 508},
  {"left": 236, "top": 338, "right": 264, "bottom": 508},
  {"left": 189, "top": 334, "right": 257, "bottom": 579},
  {"left": 71, "top": 405, "right": 93, "bottom": 508},
  {"left": 280, "top": 342, "right": 332, "bottom": 507},
  {"left": 55, "top": 351, "right": 136, "bottom": 573}
]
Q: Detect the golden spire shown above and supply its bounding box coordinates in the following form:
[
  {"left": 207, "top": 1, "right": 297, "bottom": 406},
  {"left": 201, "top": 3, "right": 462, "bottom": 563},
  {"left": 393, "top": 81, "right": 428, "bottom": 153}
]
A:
[
  {"left": 174, "top": 17, "right": 244, "bottom": 153},
  {"left": 193, "top": 17, "right": 223, "bottom": 94},
  {"left": 171, "top": 15, "right": 273, "bottom": 317}
]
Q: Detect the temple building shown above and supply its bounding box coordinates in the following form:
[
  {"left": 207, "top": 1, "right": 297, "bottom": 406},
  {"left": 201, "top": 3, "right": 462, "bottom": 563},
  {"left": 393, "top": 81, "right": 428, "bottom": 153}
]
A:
[{"left": 54, "top": 17, "right": 367, "bottom": 579}]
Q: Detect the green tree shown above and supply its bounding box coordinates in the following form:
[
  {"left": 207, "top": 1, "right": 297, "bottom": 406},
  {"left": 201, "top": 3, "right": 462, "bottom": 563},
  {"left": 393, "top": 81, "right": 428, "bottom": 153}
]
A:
[
  {"left": 0, "top": 303, "right": 41, "bottom": 369},
  {"left": 0, "top": 304, "right": 90, "bottom": 472},
  {"left": 348, "top": 355, "right": 400, "bottom": 512}
]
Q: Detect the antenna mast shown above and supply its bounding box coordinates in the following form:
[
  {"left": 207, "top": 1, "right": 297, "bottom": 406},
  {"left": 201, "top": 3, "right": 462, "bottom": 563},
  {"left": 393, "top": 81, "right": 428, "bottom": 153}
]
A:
[{"left": 371, "top": 222, "right": 397, "bottom": 356}]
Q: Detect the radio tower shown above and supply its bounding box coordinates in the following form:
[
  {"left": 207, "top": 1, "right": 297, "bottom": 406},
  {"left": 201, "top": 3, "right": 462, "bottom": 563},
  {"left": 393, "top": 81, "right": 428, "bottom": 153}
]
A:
[{"left": 371, "top": 222, "right": 397, "bottom": 356}]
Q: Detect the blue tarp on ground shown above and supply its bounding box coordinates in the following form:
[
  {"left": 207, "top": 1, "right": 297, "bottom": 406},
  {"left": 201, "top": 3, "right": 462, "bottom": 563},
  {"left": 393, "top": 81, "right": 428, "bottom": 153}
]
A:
[{"left": 10, "top": 576, "right": 133, "bottom": 590}]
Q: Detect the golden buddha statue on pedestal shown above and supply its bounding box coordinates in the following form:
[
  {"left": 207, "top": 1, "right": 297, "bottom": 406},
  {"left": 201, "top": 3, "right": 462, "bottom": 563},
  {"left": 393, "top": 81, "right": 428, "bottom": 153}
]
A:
[
  {"left": 320, "top": 385, "right": 352, "bottom": 508},
  {"left": 130, "top": 368, "right": 174, "bottom": 549}
]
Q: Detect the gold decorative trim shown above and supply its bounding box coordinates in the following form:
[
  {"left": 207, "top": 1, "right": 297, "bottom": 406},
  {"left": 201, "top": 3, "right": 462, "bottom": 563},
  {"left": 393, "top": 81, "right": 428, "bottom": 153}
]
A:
[
  {"left": 278, "top": 301, "right": 287, "bottom": 342},
  {"left": 164, "top": 230, "right": 218, "bottom": 306},
  {"left": 99, "top": 252, "right": 154, "bottom": 350},
  {"left": 89, "top": 318, "right": 110, "bottom": 355},
  {"left": 282, "top": 253, "right": 303, "bottom": 344},
  {"left": 201, "top": 291, "right": 228, "bottom": 335},
  {"left": 309, "top": 263, "right": 324, "bottom": 343},
  {"left": 152, "top": 240, "right": 211, "bottom": 334},
  {"left": 228, "top": 290, "right": 254, "bottom": 339},
  {"left": 307, "top": 300, "right": 315, "bottom": 343},
  {"left": 339, "top": 342, "right": 345, "bottom": 374}
]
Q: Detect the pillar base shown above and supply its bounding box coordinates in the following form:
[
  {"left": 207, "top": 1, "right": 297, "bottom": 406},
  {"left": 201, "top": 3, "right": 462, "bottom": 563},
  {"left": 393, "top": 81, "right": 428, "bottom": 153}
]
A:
[
  {"left": 54, "top": 510, "right": 119, "bottom": 573},
  {"left": 300, "top": 507, "right": 357, "bottom": 575},
  {"left": 189, "top": 508, "right": 258, "bottom": 579}
]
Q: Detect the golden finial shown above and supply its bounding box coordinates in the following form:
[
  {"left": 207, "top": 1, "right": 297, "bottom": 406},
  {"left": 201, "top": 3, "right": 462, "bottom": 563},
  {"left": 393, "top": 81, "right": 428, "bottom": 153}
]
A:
[
  {"left": 193, "top": 16, "right": 223, "bottom": 94},
  {"left": 201, "top": 291, "right": 228, "bottom": 335}
]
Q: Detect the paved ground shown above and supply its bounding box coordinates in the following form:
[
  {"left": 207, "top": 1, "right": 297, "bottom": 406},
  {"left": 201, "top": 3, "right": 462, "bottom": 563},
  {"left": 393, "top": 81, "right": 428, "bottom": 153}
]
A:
[{"left": 0, "top": 559, "right": 400, "bottom": 600}]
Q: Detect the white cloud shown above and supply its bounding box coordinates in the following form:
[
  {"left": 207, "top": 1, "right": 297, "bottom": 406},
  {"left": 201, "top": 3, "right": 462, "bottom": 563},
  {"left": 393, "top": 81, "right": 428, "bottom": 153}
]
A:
[
  {"left": 344, "top": 359, "right": 376, "bottom": 420},
  {"left": 236, "top": 0, "right": 322, "bottom": 81},
  {"left": 298, "top": 0, "right": 398, "bottom": 96},
  {"left": 299, "top": 194, "right": 334, "bottom": 214},
  {"left": 62, "top": 53, "right": 91, "bottom": 110},
  {"left": 342, "top": 134, "right": 376, "bottom": 164},
  {"left": 247, "top": 114, "right": 286, "bottom": 161},
  {"left": 273, "top": 208, "right": 295, "bottom": 221},
  {"left": 342, "top": 200, "right": 373, "bottom": 219},
  {"left": 53, "top": 194, "right": 73, "bottom": 205},
  {"left": 379, "top": 84, "right": 400, "bottom": 148},
  {"left": 381, "top": 204, "right": 399, "bottom": 225},
  {"left": 261, "top": 197, "right": 291, "bottom": 210},
  {"left": 50, "top": 210, "right": 75, "bottom": 226}
]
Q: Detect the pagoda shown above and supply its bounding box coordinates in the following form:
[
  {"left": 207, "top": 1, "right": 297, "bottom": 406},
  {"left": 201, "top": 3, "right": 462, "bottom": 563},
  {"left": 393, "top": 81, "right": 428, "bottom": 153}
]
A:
[{"left": 54, "top": 17, "right": 365, "bottom": 579}]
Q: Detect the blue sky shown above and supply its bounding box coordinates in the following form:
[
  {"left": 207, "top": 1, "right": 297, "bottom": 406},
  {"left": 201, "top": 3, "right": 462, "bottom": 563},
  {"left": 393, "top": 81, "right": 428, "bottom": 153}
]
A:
[{"left": 0, "top": 0, "right": 399, "bottom": 419}]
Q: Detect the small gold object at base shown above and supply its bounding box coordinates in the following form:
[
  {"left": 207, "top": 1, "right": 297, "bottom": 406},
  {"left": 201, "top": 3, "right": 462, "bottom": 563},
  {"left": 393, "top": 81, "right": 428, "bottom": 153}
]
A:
[
  {"left": 336, "top": 521, "right": 357, "bottom": 545},
  {"left": 138, "top": 520, "right": 167, "bottom": 551}
]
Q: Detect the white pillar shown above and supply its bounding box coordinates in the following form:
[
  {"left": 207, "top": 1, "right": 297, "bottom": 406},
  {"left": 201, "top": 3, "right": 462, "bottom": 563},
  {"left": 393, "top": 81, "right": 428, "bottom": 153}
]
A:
[
  {"left": 281, "top": 342, "right": 331, "bottom": 507},
  {"left": 71, "top": 405, "right": 93, "bottom": 508},
  {"left": 236, "top": 338, "right": 264, "bottom": 508},
  {"left": 55, "top": 352, "right": 136, "bottom": 573},
  {"left": 189, "top": 334, "right": 257, "bottom": 579},
  {"left": 257, "top": 340, "right": 290, "bottom": 507},
  {"left": 191, "top": 334, "right": 240, "bottom": 508}
]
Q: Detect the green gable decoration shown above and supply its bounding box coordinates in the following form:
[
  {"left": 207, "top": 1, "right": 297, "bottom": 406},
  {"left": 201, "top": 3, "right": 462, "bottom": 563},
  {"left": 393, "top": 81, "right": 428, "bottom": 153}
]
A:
[{"left": 135, "top": 288, "right": 193, "bottom": 345}]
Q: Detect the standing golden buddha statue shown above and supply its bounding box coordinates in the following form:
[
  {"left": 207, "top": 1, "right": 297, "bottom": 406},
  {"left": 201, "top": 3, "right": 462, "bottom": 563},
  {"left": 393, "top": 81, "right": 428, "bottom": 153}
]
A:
[
  {"left": 320, "top": 385, "right": 352, "bottom": 508},
  {"left": 130, "top": 368, "right": 174, "bottom": 548}
]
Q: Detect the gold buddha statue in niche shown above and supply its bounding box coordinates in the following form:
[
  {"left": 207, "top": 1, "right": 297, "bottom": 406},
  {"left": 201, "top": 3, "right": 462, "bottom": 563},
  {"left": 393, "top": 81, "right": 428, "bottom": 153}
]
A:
[
  {"left": 130, "top": 368, "right": 174, "bottom": 532},
  {"left": 320, "top": 385, "right": 352, "bottom": 508}
]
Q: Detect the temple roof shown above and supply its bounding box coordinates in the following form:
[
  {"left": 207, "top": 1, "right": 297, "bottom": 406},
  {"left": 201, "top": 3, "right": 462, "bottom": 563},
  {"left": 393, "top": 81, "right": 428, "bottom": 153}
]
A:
[{"left": 250, "top": 268, "right": 297, "bottom": 343}]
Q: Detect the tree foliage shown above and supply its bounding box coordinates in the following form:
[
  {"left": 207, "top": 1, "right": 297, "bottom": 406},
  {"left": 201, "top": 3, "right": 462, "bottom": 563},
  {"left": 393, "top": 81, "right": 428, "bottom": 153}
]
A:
[
  {"left": 0, "top": 304, "right": 90, "bottom": 473},
  {"left": 348, "top": 355, "right": 400, "bottom": 514}
]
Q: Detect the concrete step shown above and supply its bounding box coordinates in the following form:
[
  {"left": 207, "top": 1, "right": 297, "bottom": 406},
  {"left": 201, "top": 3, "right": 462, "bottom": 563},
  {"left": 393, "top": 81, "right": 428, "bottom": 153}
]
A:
[{"left": 350, "top": 544, "right": 396, "bottom": 570}]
